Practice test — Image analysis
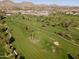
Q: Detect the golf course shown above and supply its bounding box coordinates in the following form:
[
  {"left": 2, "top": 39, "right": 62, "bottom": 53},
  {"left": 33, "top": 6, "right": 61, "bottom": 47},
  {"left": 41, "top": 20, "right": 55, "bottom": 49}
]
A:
[{"left": 4, "top": 13, "right": 79, "bottom": 59}]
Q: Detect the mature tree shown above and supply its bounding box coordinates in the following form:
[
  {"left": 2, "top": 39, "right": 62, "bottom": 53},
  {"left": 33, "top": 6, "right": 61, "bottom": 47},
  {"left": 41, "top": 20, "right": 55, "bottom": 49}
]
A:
[
  {"left": 19, "top": 56, "right": 25, "bottom": 59},
  {"left": 67, "top": 54, "right": 74, "bottom": 59},
  {"left": 9, "top": 36, "right": 15, "bottom": 44}
]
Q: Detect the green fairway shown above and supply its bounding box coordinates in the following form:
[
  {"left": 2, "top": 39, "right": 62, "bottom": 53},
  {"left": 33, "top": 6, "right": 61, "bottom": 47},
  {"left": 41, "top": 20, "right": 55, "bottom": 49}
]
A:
[{"left": 6, "top": 14, "right": 79, "bottom": 59}]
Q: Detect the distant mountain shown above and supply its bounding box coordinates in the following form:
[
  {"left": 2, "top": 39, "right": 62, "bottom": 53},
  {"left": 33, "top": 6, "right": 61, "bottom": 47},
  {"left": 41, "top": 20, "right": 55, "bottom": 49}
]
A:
[
  {"left": 0, "top": 0, "right": 51, "bottom": 10},
  {"left": 0, "top": 0, "right": 79, "bottom": 11},
  {"left": 0, "top": 0, "right": 16, "bottom": 9},
  {"left": 16, "top": 2, "right": 35, "bottom": 10}
]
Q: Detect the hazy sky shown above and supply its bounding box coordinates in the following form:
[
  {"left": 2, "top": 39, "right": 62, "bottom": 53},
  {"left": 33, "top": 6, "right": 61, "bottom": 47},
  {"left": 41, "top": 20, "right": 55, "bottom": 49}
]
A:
[{"left": 12, "top": 0, "right": 79, "bottom": 6}]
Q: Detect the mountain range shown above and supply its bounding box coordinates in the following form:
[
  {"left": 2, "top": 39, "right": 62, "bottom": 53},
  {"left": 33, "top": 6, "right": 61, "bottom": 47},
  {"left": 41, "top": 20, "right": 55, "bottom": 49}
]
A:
[
  {"left": 0, "top": 0, "right": 79, "bottom": 11},
  {"left": 0, "top": 0, "right": 51, "bottom": 10}
]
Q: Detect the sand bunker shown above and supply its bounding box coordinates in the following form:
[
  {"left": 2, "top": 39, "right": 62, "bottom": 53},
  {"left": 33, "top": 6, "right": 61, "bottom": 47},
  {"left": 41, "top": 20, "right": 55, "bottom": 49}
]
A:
[{"left": 54, "top": 41, "right": 59, "bottom": 46}]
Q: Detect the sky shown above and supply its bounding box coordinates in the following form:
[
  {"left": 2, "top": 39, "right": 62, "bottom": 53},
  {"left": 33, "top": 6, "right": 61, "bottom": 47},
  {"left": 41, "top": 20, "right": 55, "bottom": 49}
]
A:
[{"left": 12, "top": 0, "right": 79, "bottom": 6}]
